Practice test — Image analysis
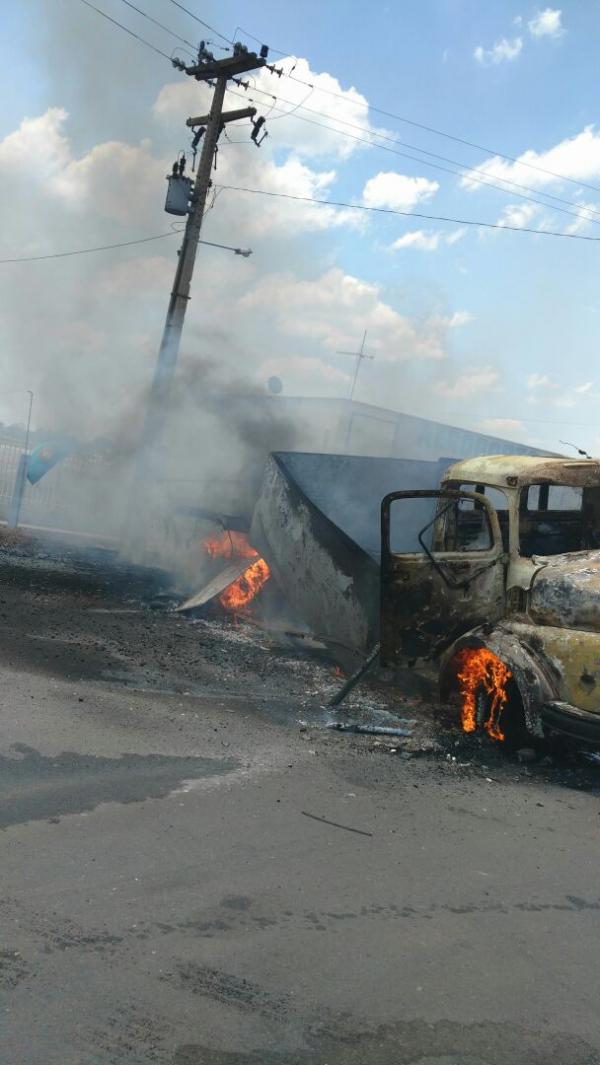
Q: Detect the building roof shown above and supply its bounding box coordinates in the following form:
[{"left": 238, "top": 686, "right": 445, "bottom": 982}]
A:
[{"left": 442, "top": 455, "right": 600, "bottom": 489}]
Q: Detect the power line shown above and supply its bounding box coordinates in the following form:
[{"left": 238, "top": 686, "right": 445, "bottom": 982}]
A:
[
  {"left": 116, "top": 0, "right": 198, "bottom": 52},
  {"left": 0, "top": 232, "right": 179, "bottom": 264},
  {"left": 166, "top": 0, "right": 232, "bottom": 45},
  {"left": 273, "top": 67, "right": 600, "bottom": 197},
  {"left": 227, "top": 84, "right": 600, "bottom": 228},
  {"left": 77, "top": 1, "right": 600, "bottom": 214},
  {"left": 227, "top": 23, "right": 600, "bottom": 194},
  {"left": 77, "top": 0, "right": 172, "bottom": 59},
  {"left": 215, "top": 183, "right": 600, "bottom": 241},
  {"left": 278, "top": 95, "right": 600, "bottom": 224},
  {"left": 233, "top": 25, "right": 287, "bottom": 56},
  {"left": 76, "top": 1, "right": 600, "bottom": 223},
  {"left": 0, "top": 232, "right": 255, "bottom": 264}
]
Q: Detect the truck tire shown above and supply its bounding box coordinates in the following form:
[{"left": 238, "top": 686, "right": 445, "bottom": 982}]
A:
[{"left": 443, "top": 648, "right": 528, "bottom": 747}]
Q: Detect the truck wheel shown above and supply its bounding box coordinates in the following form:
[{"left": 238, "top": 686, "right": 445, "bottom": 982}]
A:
[{"left": 447, "top": 647, "right": 527, "bottom": 747}]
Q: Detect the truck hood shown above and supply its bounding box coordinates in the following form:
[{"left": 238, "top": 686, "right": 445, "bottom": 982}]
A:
[{"left": 529, "top": 551, "right": 600, "bottom": 632}]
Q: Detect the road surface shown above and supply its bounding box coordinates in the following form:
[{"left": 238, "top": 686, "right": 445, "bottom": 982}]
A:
[{"left": 1, "top": 537, "right": 599, "bottom": 1064}]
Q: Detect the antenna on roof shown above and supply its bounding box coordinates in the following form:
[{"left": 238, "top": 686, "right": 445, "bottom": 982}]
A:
[{"left": 559, "top": 440, "right": 592, "bottom": 460}]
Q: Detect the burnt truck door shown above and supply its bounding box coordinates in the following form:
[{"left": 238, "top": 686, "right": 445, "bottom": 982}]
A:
[{"left": 380, "top": 489, "right": 506, "bottom": 668}]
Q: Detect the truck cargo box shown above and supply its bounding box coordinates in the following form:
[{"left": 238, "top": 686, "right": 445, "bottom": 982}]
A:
[{"left": 251, "top": 452, "right": 449, "bottom": 669}]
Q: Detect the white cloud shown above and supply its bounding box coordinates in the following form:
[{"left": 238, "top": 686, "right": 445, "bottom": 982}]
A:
[
  {"left": 528, "top": 8, "right": 563, "bottom": 38},
  {"left": 241, "top": 268, "right": 452, "bottom": 361},
  {"left": 462, "top": 126, "right": 600, "bottom": 193},
  {"left": 363, "top": 172, "right": 439, "bottom": 211},
  {"left": 497, "top": 203, "right": 540, "bottom": 229},
  {"left": 448, "top": 311, "right": 473, "bottom": 328},
  {"left": 527, "top": 373, "right": 556, "bottom": 389},
  {"left": 390, "top": 230, "right": 440, "bottom": 251},
  {"left": 474, "top": 37, "right": 523, "bottom": 65},
  {"left": 446, "top": 227, "right": 467, "bottom": 245},
  {"left": 479, "top": 417, "right": 525, "bottom": 434},
  {"left": 526, "top": 375, "right": 593, "bottom": 410},
  {"left": 389, "top": 227, "right": 468, "bottom": 252},
  {"left": 224, "top": 155, "right": 363, "bottom": 234},
  {"left": 435, "top": 366, "right": 500, "bottom": 399},
  {"left": 0, "top": 107, "right": 71, "bottom": 178},
  {"left": 562, "top": 201, "right": 600, "bottom": 235}
]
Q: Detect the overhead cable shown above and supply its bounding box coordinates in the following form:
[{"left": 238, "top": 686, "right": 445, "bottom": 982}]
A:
[
  {"left": 166, "top": 0, "right": 232, "bottom": 44},
  {"left": 226, "top": 84, "right": 600, "bottom": 227},
  {"left": 116, "top": 0, "right": 198, "bottom": 51},
  {"left": 216, "top": 184, "right": 600, "bottom": 241},
  {"left": 77, "top": 0, "right": 172, "bottom": 59},
  {"left": 0, "top": 232, "right": 179, "bottom": 264}
]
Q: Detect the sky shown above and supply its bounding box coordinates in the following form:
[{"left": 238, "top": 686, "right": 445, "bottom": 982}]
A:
[{"left": 1, "top": 0, "right": 600, "bottom": 454}]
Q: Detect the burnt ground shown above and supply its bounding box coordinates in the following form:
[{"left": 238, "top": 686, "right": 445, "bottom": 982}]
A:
[{"left": 1, "top": 529, "right": 600, "bottom": 1064}]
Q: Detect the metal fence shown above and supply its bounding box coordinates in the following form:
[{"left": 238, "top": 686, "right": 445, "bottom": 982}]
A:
[{"left": 0, "top": 442, "right": 124, "bottom": 539}]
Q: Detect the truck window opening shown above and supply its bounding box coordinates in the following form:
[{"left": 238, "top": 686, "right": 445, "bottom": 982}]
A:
[
  {"left": 519, "top": 484, "right": 600, "bottom": 556},
  {"left": 447, "top": 484, "right": 509, "bottom": 552}
]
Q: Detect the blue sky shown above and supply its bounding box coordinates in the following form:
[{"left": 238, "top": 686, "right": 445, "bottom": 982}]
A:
[{"left": 2, "top": 0, "right": 600, "bottom": 454}]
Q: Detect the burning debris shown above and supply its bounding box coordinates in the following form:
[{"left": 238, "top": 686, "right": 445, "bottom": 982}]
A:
[
  {"left": 178, "top": 528, "right": 271, "bottom": 615},
  {"left": 219, "top": 557, "right": 270, "bottom": 611}
]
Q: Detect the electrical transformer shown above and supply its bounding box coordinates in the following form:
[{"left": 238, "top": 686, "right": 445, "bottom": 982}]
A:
[{"left": 165, "top": 174, "right": 193, "bottom": 216}]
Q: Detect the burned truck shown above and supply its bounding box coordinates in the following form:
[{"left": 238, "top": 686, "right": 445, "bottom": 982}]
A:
[
  {"left": 382, "top": 455, "right": 600, "bottom": 744},
  {"left": 254, "top": 452, "right": 600, "bottom": 745}
]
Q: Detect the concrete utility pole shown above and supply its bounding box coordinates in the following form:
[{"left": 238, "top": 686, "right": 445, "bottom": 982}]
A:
[
  {"left": 136, "top": 43, "right": 267, "bottom": 455},
  {"left": 122, "top": 44, "right": 269, "bottom": 554}
]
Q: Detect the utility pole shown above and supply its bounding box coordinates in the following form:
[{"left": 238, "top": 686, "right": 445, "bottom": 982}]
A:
[
  {"left": 138, "top": 43, "right": 267, "bottom": 452},
  {"left": 125, "top": 43, "right": 268, "bottom": 548}
]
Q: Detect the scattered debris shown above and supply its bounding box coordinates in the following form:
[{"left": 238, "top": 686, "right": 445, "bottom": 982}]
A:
[
  {"left": 301, "top": 811, "right": 373, "bottom": 837},
  {"left": 516, "top": 747, "right": 537, "bottom": 765},
  {"left": 326, "top": 721, "right": 414, "bottom": 738},
  {"left": 176, "top": 558, "right": 253, "bottom": 613},
  {"left": 328, "top": 643, "right": 380, "bottom": 708}
]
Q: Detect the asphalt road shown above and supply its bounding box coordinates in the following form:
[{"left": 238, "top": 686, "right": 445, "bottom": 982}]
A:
[{"left": 1, "top": 538, "right": 600, "bottom": 1064}]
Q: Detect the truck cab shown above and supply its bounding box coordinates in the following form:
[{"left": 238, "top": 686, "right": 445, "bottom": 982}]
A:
[{"left": 381, "top": 456, "right": 600, "bottom": 744}]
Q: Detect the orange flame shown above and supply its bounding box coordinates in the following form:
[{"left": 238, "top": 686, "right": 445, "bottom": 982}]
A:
[
  {"left": 201, "top": 530, "right": 270, "bottom": 612},
  {"left": 219, "top": 557, "right": 271, "bottom": 611},
  {"left": 202, "top": 530, "right": 258, "bottom": 561},
  {"left": 454, "top": 648, "right": 511, "bottom": 742}
]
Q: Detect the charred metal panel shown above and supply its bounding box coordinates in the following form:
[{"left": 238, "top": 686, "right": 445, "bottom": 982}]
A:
[
  {"left": 529, "top": 551, "right": 600, "bottom": 633},
  {"left": 250, "top": 452, "right": 447, "bottom": 670},
  {"left": 381, "top": 556, "right": 505, "bottom": 667},
  {"left": 380, "top": 490, "right": 505, "bottom": 670},
  {"left": 444, "top": 456, "right": 599, "bottom": 491},
  {"left": 273, "top": 452, "right": 450, "bottom": 560},
  {"left": 506, "top": 619, "right": 600, "bottom": 716}
]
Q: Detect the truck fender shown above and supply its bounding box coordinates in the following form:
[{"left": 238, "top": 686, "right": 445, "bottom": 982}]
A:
[{"left": 439, "top": 626, "right": 556, "bottom": 739}]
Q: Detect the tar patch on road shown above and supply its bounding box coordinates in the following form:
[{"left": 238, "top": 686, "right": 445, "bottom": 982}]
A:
[{"left": 0, "top": 744, "right": 238, "bottom": 828}]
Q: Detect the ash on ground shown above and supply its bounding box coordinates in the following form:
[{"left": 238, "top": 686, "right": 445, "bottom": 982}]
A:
[
  {"left": 0, "top": 529, "right": 438, "bottom": 750},
  {"left": 2, "top": 528, "right": 600, "bottom": 789}
]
